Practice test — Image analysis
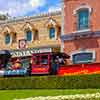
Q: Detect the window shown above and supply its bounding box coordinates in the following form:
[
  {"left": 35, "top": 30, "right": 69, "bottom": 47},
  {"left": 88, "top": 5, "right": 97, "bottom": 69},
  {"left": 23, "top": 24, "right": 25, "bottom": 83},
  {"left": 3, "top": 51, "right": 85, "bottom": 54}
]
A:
[
  {"left": 12, "top": 33, "right": 17, "bottom": 43},
  {"left": 57, "top": 26, "right": 61, "bottom": 38},
  {"left": 34, "top": 30, "right": 39, "bottom": 40},
  {"left": 72, "top": 51, "right": 95, "bottom": 64},
  {"left": 49, "top": 27, "right": 55, "bottom": 39},
  {"left": 21, "top": 58, "right": 30, "bottom": 68},
  {"left": 34, "top": 56, "right": 40, "bottom": 65},
  {"left": 41, "top": 55, "right": 48, "bottom": 65},
  {"left": 26, "top": 31, "right": 32, "bottom": 42},
  {"left": 77, "top": 9, "right": 89, "bottom": 30},
  {"left": 33, "top": 55, "right": 48, "bottom": 65},
  {"left": 5, "top": 33, "right": 10, "bottom": 44}
]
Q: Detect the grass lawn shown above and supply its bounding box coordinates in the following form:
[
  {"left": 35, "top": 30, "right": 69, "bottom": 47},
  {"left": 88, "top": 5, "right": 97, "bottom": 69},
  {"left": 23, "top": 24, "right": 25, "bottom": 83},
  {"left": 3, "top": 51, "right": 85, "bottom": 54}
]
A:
[{"left": 0, "top": 89, "right": 100, "bottom": 100}]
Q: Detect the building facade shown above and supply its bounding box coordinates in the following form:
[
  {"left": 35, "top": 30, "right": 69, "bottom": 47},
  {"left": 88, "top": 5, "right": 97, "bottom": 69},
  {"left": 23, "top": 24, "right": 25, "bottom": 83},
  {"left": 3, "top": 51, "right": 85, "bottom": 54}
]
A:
[
  {"left": 61, "top": 0, "right": 100, "bottom": 65},
  {"left": 0, "top": 11, "right": 61, "bottom": 68}
]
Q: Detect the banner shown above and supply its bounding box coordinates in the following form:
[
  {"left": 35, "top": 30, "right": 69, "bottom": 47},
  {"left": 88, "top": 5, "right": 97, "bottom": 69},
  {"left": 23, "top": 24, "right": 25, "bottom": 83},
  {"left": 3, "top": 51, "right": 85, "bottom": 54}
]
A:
[{"left": 10, "top": 48, "right": 52, "bottom": 57}]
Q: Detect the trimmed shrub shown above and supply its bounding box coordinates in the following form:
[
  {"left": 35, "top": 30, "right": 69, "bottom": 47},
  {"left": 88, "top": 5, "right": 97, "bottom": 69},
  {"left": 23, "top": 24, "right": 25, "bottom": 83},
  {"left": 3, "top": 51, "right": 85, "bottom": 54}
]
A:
[{"left": 0, "top": 74, "right": 100, "bottom": 90}]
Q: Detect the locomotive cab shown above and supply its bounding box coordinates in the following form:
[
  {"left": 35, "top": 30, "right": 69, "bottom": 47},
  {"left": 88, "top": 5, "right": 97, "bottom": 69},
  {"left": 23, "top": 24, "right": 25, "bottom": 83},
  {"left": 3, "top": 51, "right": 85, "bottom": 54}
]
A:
[
  {"left": 0, "top": 50, "right": 11, "bottom": 69},
  {"left": 0, "top": 50, "right": 11, "bottom": 76},
  {"left": 31, "top": 52, "right": 70, "bottom": 75},
  {"left": 31, "top": 53, "right": 51, "bottom": 75}
]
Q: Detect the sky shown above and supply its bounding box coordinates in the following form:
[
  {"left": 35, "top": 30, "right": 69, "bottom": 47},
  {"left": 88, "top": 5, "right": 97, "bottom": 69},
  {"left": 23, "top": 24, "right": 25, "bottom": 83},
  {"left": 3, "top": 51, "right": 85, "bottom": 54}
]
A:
[{"left": 0, "top": 0, "right": 61, "bottom": 18}]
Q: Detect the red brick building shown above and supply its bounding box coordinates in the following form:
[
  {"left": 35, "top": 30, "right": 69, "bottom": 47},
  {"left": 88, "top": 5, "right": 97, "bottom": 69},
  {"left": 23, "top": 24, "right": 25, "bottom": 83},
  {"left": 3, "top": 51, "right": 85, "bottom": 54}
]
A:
[{"left": 61, "top": 0, "right": 100, "bottom": 65}]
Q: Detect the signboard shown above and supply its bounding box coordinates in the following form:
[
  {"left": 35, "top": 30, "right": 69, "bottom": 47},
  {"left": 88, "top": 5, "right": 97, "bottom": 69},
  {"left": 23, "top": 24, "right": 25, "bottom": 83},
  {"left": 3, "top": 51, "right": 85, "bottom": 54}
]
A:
[
  {"left": 10, "top": 48, "right": 52, "bottom": 57},
  {"left": 18, "top": 39, "right": 27, "bottom": 49},
  {"left": 4, "top": 69, "right": 27, "bottom": 76}
]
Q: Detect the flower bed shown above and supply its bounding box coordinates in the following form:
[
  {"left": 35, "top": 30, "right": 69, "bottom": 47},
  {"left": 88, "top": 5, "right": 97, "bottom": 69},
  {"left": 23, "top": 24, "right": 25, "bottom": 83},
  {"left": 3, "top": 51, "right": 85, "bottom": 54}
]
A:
[{"left": 14, "top": 92, "right": 100, "bottom": 100}]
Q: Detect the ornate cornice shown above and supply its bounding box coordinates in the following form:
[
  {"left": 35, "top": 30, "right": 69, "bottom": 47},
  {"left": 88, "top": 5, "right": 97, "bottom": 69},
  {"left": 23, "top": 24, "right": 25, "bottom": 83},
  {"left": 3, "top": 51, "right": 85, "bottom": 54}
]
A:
[
  {"left": 0, "top": 11, "right": 61, "bottom": 25},
  {"left": 61, "top": 31, "right": 100, "bottom": 41}
]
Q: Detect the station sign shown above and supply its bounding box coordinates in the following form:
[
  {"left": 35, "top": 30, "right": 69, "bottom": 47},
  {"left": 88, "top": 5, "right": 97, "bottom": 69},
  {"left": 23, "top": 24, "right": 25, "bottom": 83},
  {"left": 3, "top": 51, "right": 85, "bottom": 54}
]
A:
[{"left": 10, "top": 48, "right": 52, "bottom": 57}]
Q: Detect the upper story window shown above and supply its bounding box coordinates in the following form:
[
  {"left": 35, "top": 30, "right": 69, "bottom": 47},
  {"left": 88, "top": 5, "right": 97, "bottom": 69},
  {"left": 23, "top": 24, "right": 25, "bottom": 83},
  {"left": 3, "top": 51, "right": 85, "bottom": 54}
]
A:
[
  {"left": 49, "top": 27, "right": 55, "bottom": 39},
  {"left": 71, "top": 50, "right": 95, "bottom": 64},
  {"left": 5, "top": 33, "right": 10, "bottom": 45},
  {"left": 34, "top": 30, "right": 39, "bottom": 41},
  {"left": 77, "top": 9, "right": 89, "bottom": 30},
  {"left": 57, "top": 26, "right": 61, "bottom": 39},
  {"left": 74, "top": 5, "right": 92, "bottom": 31},
  {"left": 26, "top": 31, "right": 33, "bottom": 42},
  {"left": 12, "top": 33, "right": 17, "bottom": 43}
]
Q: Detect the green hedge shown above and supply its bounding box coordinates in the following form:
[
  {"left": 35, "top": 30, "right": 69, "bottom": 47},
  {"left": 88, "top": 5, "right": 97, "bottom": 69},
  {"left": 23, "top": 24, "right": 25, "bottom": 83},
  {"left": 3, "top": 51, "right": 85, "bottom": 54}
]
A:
[{"left": 0, "top": 74, "right": 100, "bottom": 90}]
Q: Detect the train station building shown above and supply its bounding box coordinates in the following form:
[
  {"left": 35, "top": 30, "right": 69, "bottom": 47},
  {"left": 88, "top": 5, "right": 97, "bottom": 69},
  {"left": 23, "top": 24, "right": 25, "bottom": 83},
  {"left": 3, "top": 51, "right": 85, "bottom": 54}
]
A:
[
  {"left": 61, "top": 0, "right": 100, "bottom": 65},
  {"left": 0, "top": 11, "right": 61, "bottom": 68}
]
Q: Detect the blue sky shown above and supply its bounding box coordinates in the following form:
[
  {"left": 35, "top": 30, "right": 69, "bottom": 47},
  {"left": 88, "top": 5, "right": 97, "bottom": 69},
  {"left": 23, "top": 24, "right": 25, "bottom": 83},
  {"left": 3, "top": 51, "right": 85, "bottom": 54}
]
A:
[{"left": 0, "top": 0, "right": 61, "bottom": 17}]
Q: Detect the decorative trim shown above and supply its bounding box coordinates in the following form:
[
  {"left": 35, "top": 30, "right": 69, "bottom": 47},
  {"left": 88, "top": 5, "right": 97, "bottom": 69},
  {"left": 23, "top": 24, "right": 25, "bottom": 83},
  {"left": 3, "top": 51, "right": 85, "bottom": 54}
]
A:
[
  {"left": 2, "top": 26, "right": 11, "bottom": 34},
  {"left": 45, "top": 18, "right": 60, "bottom": 40},
  {"left": 23, "top": 22, "right": 37, "bottom": 42},
  {"left": 73, "top": 5, "right": 92, "bottom": 15},
  {"left": 22, "top": 22, "right": 34, "bottom": 32},
  {"left": 45, "top": 18, "right": 57, "bottom": 28},
  {"left": 72, "top": 29, "right": 91, "bottom": 34},
  {"left": 60, "top": 31, "right": 100, "bottom": 41},
  {"left": 0, "top": 11, "right": 61, "bottom": 25}
]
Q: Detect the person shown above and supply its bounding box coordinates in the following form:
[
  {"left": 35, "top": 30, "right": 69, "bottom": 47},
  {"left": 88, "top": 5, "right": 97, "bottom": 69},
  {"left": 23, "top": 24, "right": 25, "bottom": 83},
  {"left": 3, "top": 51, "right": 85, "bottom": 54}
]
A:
[
  {"left": 12, "top": 59, "right": 21, "bottom": 70},
  {"left": 51, "top": 58, "right": 59, "bottom": 75},
  {"left": 56, "top": 56, "right": 65, "bottom": 65},
  {"left": 27, "top": 62, "right": 32, "bottom": 76}
]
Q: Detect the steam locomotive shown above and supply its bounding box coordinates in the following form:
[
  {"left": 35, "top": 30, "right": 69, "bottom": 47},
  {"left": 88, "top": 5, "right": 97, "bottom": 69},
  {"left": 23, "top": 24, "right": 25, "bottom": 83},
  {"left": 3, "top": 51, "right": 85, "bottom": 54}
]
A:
[
  {"left": 0, "top": 50, "right": 69, "bottom": 76},
  {"left": 1, "top": 50, "right": 100, "bottom": 76}
]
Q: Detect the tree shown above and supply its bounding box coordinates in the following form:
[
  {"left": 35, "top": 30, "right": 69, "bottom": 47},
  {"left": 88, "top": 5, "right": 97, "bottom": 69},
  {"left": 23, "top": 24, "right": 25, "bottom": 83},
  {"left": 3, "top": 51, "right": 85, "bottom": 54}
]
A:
[{"left": 0, "top": 14, "right": 9, "bottom": 20}]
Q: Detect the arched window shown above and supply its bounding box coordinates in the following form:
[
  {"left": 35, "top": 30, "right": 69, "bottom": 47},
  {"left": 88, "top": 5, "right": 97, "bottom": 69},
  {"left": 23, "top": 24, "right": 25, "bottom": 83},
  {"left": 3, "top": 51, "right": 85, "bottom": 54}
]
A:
[
  {"left": 34, "top": 30, "right": 39, "bottom": 40},
  {"left": 71, "top": 51, "right": 95, "bottom": 64},
  {"left": 5, "top": 33, "right": 10, "bottom": 44},
  {"left": 12, "top": 33, "right": 17, "bottom": 43},
  {"left": 57, "top": 26, "right": 61, "bottom": 39},
  {"left": 49, "top": 27, "right": 55, "bottom": 39},
  {"left": 77, "top": 9, "right": 89, "bottom": 30},
  {"left": 26, "top": 31, "right": 32, "bottom": 42}
]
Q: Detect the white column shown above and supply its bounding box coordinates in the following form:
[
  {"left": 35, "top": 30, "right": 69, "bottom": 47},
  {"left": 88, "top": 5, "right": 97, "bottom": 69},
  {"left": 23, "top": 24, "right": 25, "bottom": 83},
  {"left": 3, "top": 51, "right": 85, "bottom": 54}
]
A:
[{"left": 61, "top": 0, "right": 64, "bottom": 52}]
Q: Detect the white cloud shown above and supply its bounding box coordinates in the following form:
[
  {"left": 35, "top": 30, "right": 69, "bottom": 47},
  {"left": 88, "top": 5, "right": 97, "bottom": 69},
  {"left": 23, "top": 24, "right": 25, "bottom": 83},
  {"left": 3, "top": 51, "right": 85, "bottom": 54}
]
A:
[
  {"left": 30, "top": 0, "right": 46, "bottom": 8},
  {"left": 0, "top": 0, "right": 60, "bottom": 17},
  {"left": 0, "top": 0, "right": 46, "bottom": 17},
  {"left": 48, "top": 6, "right": 61, "bottom": 12}
]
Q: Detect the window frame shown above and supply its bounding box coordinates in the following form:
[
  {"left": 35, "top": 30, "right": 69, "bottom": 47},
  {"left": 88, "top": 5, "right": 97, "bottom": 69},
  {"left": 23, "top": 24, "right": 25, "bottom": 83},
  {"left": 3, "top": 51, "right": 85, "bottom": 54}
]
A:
[
  {"left": 12, "top": 33, "right": 17, "bottom": 43},
  {"left": 71, "top": 50, "right": 95, "bottom": 64},
  {"left": 33, "top": 30, "right": 39, "bottom": 41},
  {"left": 73, "top": 5, "right": 92, "bottom": 31},
  {"left": 26, "top": 30, "right": 33, "bottom": 42},
  {"left": 49, "top": 27, "right": 56, "bottom": 39},
  {"left": 77, "top": 9, "right": 89, "bottom": 30},
  {"left": 5, "top": 33, "right": 11, "bottom": 45}
]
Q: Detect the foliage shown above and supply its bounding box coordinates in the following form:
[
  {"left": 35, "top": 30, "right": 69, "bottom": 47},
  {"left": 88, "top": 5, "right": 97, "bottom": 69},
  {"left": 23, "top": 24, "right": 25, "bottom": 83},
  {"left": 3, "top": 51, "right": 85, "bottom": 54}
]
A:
[
  {"left": 0, "top": 14, "right": 8, "bottom": 20},
  {"left": 0, "top": 74, "right": 100, "bottom": 90}
]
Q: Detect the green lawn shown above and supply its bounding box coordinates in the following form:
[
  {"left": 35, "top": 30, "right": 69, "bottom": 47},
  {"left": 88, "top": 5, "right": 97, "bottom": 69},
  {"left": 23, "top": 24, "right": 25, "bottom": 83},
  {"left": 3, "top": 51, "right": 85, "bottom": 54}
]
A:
[{"left": 0, "top": 89, "right": 100, "bottom": 100}]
